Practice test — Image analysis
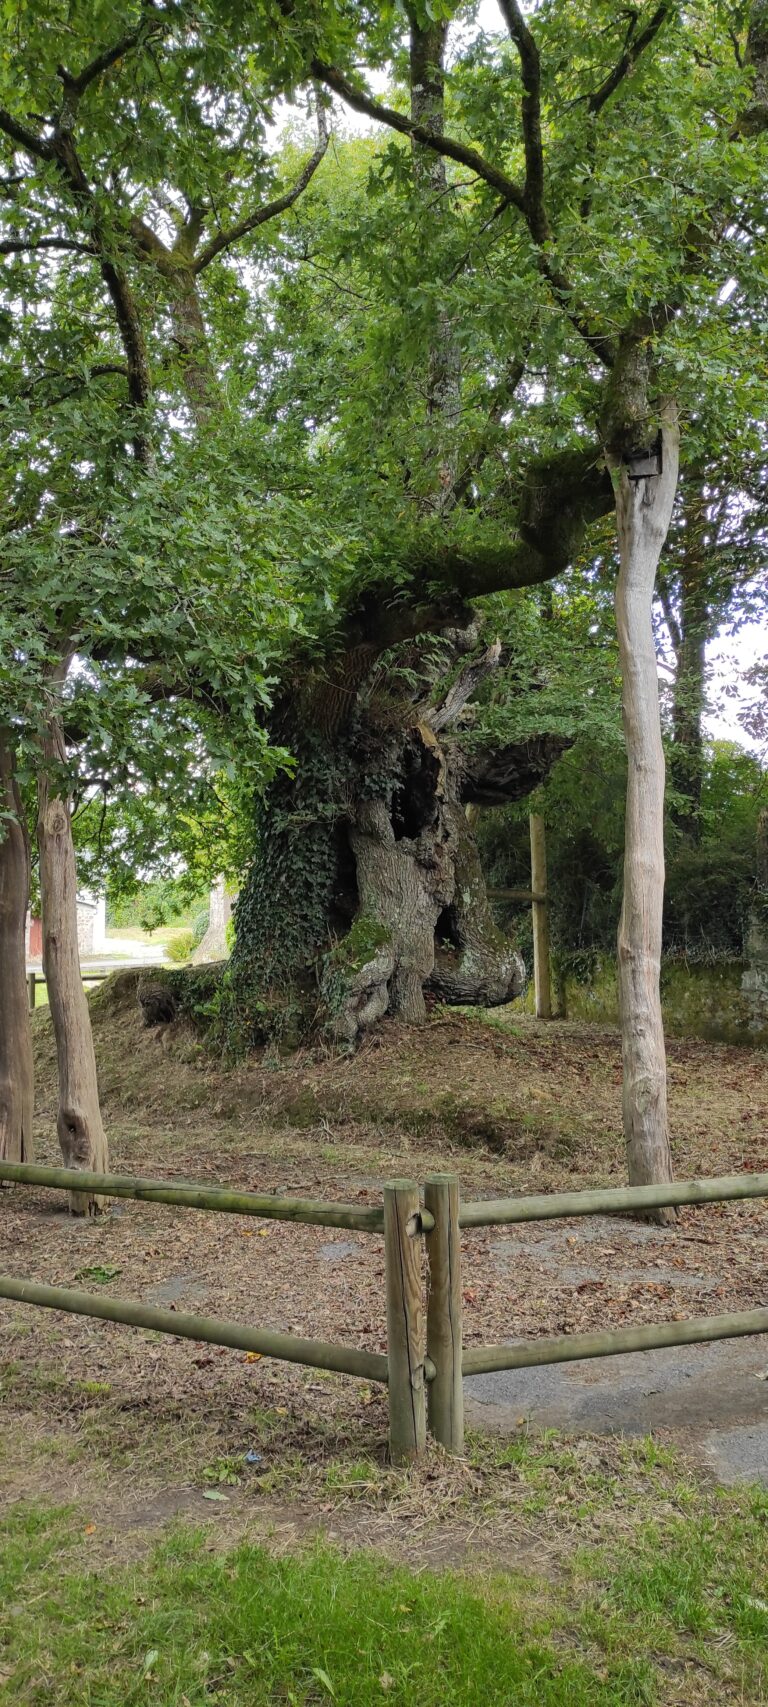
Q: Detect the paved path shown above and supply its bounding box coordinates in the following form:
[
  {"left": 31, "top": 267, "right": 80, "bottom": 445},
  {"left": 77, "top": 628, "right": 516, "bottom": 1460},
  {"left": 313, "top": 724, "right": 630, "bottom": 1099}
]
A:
[
  {"left": 466, "top": 1336, "right": 768, "bottom": 1484},
  {"left": 465, "top": 1210, "right": 768, "bottom": 1484}
]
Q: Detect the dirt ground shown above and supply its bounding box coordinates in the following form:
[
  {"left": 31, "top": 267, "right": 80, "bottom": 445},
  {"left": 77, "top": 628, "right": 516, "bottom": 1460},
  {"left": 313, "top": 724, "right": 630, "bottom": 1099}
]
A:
[{"left": 1, "top": 974, "right": 767, "bottom": 1561}]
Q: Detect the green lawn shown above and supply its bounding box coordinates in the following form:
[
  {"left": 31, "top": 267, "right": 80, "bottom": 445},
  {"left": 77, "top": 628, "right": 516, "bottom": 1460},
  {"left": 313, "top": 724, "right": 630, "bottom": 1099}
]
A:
[
  {"left": 0, "top": 1506, "right": 654, "bottom": 1706},
  {"left": 29, "top": 978, "right": 105, "bottom": 1011},
  {"left": 1, "top": 1471, "right": 767, "bottom": 1706}
]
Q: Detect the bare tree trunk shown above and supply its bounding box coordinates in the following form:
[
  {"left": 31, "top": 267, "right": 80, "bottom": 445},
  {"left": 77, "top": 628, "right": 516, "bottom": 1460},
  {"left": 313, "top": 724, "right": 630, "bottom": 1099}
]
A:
[
  {"left": 38, "top": 682, "right": 108, "bottom": 1214},
  {"left": 0, "top": 735, "right": 34, "bottom": 1164},
  {"left": 613, "top": 409, "right": 679, "bottom": 1213}
]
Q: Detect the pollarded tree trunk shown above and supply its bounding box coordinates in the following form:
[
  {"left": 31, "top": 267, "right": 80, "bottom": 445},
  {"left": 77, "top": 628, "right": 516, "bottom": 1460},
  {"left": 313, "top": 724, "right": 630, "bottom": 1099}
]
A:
[
  {"left": 38, "top": 698, "right": 108, "bottom": 1214},
  {"left": 0, "top": 735, "right": 34, "bottom": 1165},
  {"left": 613, "top": 408, "right": 679, "bottom": 1212}
]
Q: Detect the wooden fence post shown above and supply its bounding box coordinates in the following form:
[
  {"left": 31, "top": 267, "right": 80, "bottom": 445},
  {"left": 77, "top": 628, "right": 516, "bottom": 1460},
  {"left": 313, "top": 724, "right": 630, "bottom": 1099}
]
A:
[
  {"left": 384, "top": 1179, "right": 426, "bottom": 1463},
  {"left": 529, "top": 813, "right": 552, "bottom": 1020},
  {"left": 27, "top": 972, "right": 36, "bottom": 1013},
  {"left": 425, "top": 1173, "right": 464, "bottom": 1454}
]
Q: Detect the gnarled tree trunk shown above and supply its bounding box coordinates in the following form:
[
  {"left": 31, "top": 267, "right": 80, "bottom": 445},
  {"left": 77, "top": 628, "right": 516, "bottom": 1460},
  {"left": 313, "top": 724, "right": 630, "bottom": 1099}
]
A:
[
  {"left": 38, "top": 694, "right": 108, "bottom": 1214},
  {"left": 229, "top": 632, "right": 567, "bottom": 1047},
  {"left": 613, "top": 408, "right": 679, "bottom": 1212},
  {"left": 0, "top": 735, "right": 34, "bottom": 1165}
]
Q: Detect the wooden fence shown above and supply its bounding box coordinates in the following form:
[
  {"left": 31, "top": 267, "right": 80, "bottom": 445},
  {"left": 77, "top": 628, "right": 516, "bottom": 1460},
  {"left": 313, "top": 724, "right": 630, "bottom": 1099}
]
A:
[
  {"left": 1, "top": 1161, "right": 768, "bottom": 1460},
  {"left": 27, "top": 967, "right": 164, "bottom": 1012}
]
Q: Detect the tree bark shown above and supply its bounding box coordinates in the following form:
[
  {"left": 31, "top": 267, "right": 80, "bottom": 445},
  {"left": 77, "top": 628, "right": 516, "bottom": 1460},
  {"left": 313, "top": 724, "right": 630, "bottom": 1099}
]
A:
[
  {"left": 409, "top": 14, "right": 462, "bottom": 511},
  {"left": 38, "top": 689, "right": 108, "bottom": 1213},
  {"left": 613, "top": 409, "right": 679, "bottom": 1212},
  {"left": 0, "top": 736, "right": 34, "bottom": 1165},
  {"left": 228, "top": 679, "right": 563, "bottom": 1047}
]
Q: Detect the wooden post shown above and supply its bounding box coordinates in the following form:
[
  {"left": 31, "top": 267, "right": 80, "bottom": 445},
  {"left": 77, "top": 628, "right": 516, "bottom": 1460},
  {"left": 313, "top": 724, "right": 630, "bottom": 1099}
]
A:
[
  {"left": 27, "top": 972, "right": 35, "bottom": 1013},
  {"left": 424, "top": 1173, "right": 463, "bottom": 1454},
  {"left": 384, "top": 1179, "right": 426, "bottom": 1463},
  {"left": 529, "top": 814, "right": 552, "bottom": 1019}
]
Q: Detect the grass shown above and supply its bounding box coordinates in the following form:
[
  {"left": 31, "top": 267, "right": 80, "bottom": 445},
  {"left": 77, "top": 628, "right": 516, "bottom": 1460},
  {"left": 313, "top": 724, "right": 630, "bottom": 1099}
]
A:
[
  {"left": 29, "top": 975, "right": 112, "bottom": 1011},
  {"left": 106, "top": 924, "right": 195, "bottom": 947},
  {"left": 1, "top": 1476, "right": 767, "bottom": 1705}
]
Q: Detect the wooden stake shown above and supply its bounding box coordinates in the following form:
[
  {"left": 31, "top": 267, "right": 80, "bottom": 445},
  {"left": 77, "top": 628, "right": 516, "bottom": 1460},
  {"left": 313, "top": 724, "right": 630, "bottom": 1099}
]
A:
[
  {"left": 27, "top": 972, "right": 36, "bottom": 1013},
  {"left": 425, "top": 1173, "right": 463, "bottom": 1454},
  {"left": 384, "top": 1180, "right": 426, "bottom": 1463},
  {"left": 529, "top": 814, "right": 552, "bottom": 1019}
]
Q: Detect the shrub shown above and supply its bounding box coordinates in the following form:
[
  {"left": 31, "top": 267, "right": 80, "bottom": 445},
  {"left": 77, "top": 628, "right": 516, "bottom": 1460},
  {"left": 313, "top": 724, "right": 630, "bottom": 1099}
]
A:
[{"left": 165, "top": 930, "right": 195, "bottom": 964}]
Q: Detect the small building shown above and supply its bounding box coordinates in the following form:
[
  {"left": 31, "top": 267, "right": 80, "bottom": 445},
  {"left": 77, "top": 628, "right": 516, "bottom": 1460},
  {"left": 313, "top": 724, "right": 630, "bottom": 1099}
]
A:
[{"left": 25, "top": 892, "right": 107, "bottom": 963}]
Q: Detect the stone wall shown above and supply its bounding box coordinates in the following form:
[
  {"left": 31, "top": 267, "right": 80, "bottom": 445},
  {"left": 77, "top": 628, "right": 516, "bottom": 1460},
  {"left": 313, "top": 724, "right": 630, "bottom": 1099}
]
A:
[
  {"left": 76, "top": 898, "right": 96, "bottom": 957},
  {"left": 541, "top": 954, "right": 768, "bottom": 1046}
]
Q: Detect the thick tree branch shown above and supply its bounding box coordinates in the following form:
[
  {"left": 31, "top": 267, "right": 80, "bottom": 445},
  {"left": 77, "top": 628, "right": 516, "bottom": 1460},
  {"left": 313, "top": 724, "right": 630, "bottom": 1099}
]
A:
[
  {"left": 434, "top": 445, "right": 615, "bottom": 598},
  {"left": 0, "top": 235, "right": 97, "bottom": 256},
  {"left": 57, "top": 16, "right": 164, "bottom": 102},
  {"left": 0, "top": 105, "right": 151, "bottom": 446},
  {"left": 422, "top": 639, "right": 502, "bottom": 730},
  {"left": 0, "top": 109, "right": 52, "bottom": 159},
  {"left": 460, "top": 732, "right": 573, "bottom": 805},
  {"left": 587, "top": 2, "right": 673, "bottom": 114},
  {"left": 498, "top": 0, "right": 547, "bottom": 239},
  {"left": 194, "top": 103, "right": 330, "bottom": 273},
  {"left": 313, "top": 56, "right": 613, "bottom": 365},
  {"left": 311, "top": 58, "right": 528, "bottom": 211}
]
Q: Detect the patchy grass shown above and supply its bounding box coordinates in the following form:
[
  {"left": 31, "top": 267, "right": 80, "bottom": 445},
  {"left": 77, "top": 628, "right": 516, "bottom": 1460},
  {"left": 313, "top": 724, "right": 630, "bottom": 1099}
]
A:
[{"left": 1, "top": 1467, "right": 766, "bottom": 1705}]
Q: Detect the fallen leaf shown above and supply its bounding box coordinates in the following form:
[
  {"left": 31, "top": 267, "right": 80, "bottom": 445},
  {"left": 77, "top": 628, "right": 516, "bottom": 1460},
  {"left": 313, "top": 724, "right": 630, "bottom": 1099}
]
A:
[
  {"left": 202, "top": 1490, "right": 229, "bottom": 1503},
  {"left": 244, "top": 1352, "right": 262, "bottom": 1363},
  {"left": 83, "top": 1524, "right": 96, "bottom": 1536}
]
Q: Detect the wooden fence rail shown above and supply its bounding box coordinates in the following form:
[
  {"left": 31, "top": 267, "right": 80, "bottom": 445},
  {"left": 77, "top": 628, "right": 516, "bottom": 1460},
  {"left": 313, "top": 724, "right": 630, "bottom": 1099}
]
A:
[
  {"left": 27, "top": 967, "right": 153, "bottom": 1012},
  {"left": 0, "top": 1276, "right": 388, "bottom": 1382},
  {"left": 2, "top": 1161, "right": 767, "bottom": 1460},
  {"left": 0, "top": 1161, "right": 385, "bottom": 1232},
  {"left": 462, "top": 1308, "right": 768, "bottom": 1376},
  {"left": 458, "top": 1170, "right": 768, "bottom": 1226},
  {"left": 0, "top": 1159, "right": 422, "bottom": 1461}
]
